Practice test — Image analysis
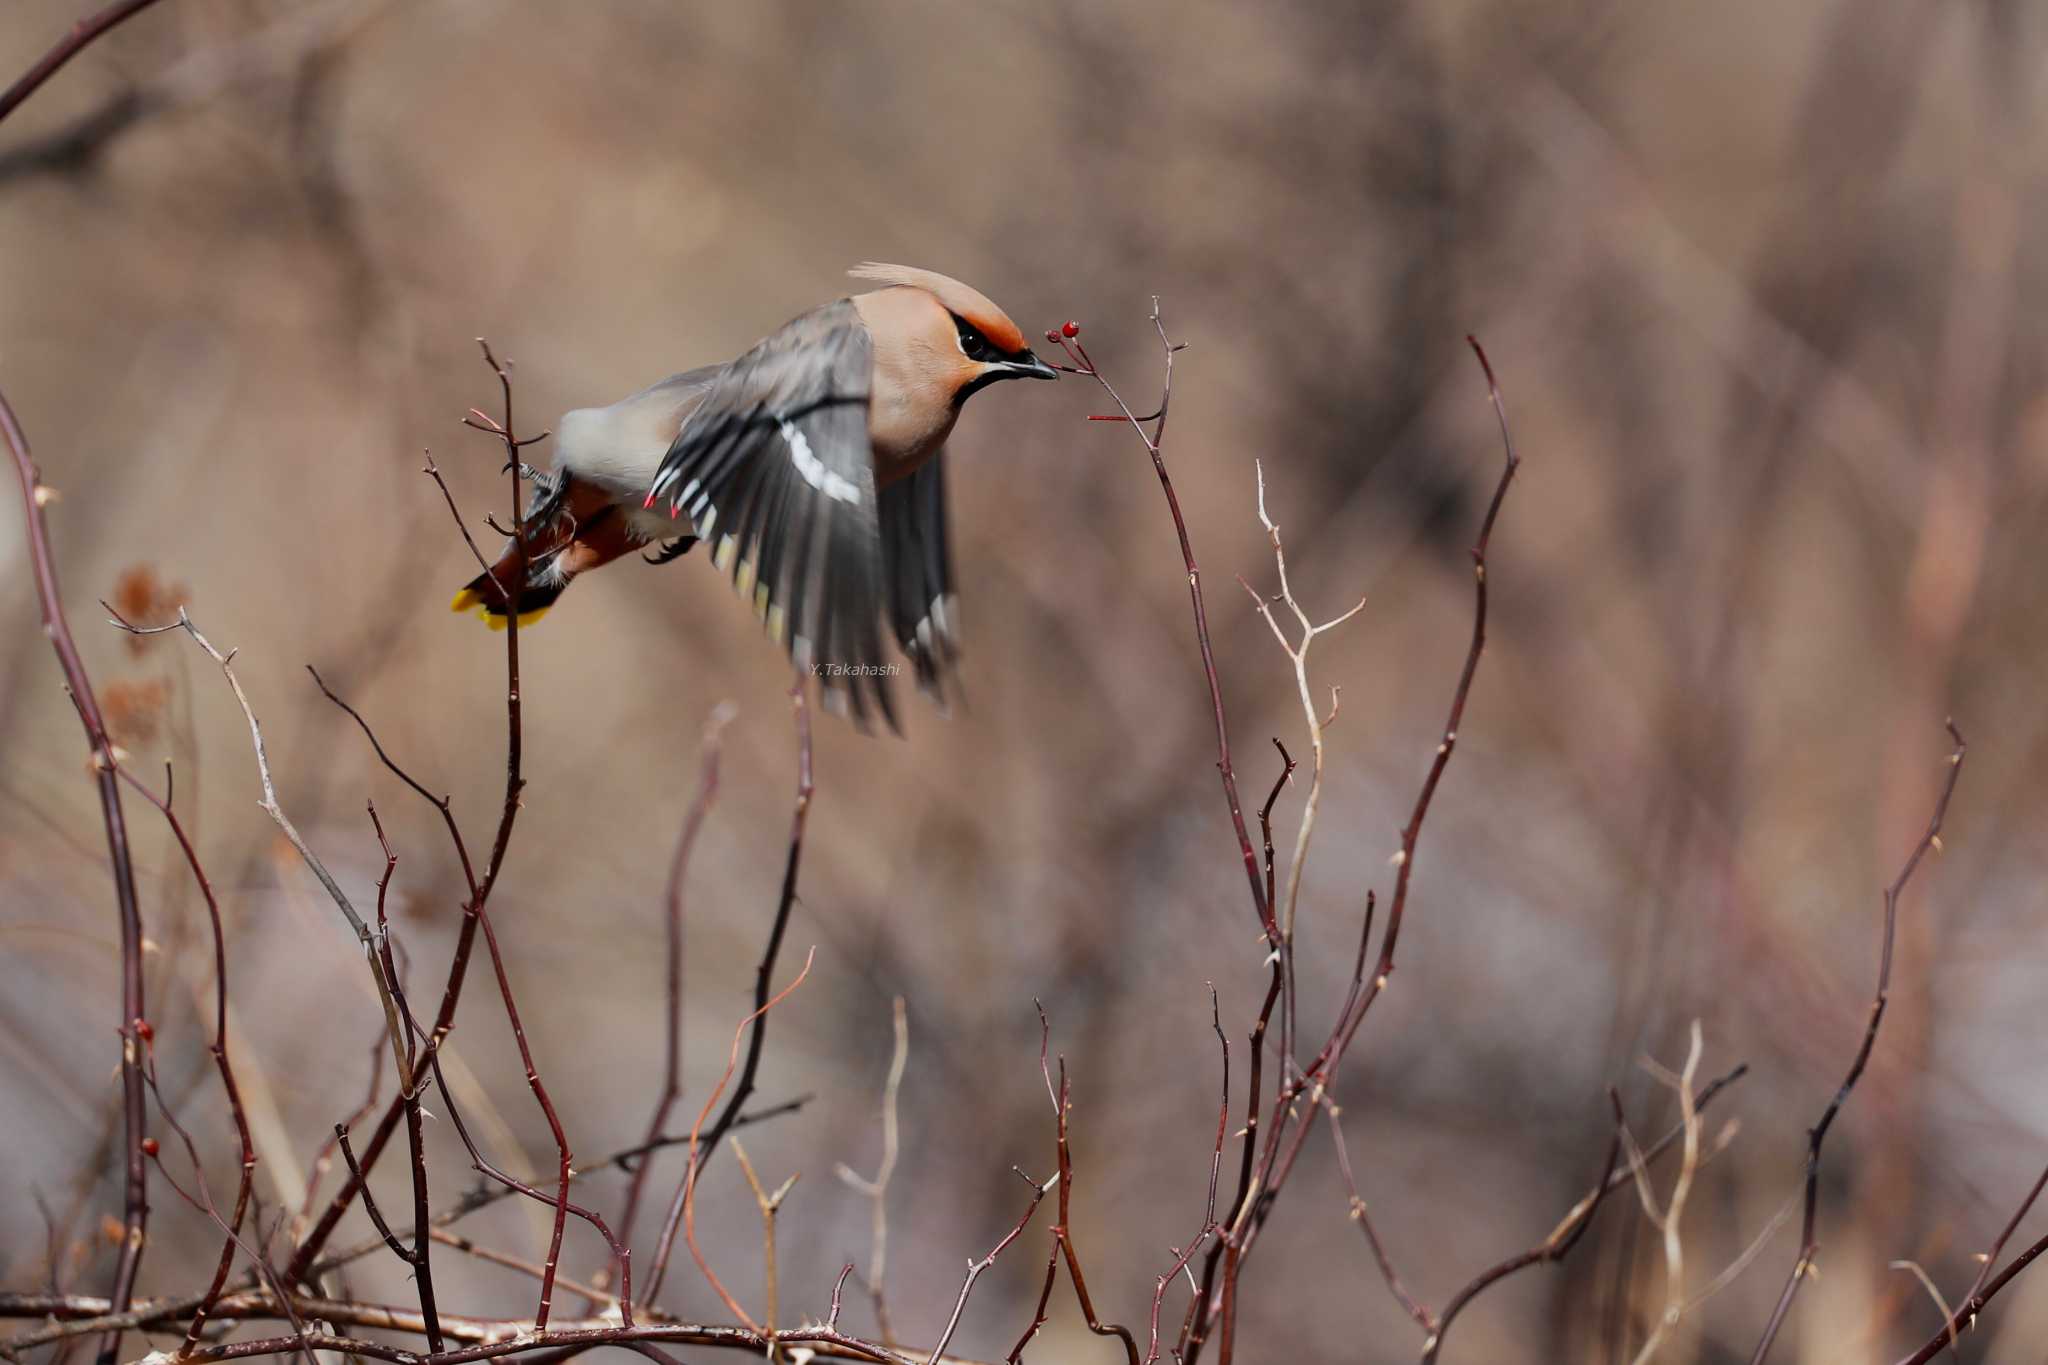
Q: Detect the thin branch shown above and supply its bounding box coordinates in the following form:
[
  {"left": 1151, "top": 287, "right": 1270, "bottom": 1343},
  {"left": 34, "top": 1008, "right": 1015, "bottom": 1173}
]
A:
[
  {"left": 677, "top": 947, "right": 819, "bottom": 1330},
  {"left": 649, "top": 681, "right": 815, "bottom": 1304},
  {"left": 106, "top": 762, "right": 257, "bottom": 1352},
  {"left": 926, "top": 1171, "right": 1053, "bottom": 1365},
  {"left": 110, "top": 608, "right": 407, "bottom": 1066},
  {"left": 1620, "top": 1022, "right": 1705, "bottom": 1365},
  {"left": 729, "top": 1140, "right": 796, "bottom": 1356},
  {"left": 834, "top": 996, "right": 911, "bottom": 1346},
  {"left": 1238, "top": 459, "right": 1368, "bottom": 946},
  {"left": 0, "top": 0, "right": 171, "bottom": 124},
  {"left": 1749, "top": 721, "right": 1968, "bottom": 1364},
  {"left": 3, "top": 376, "right": 150, "bottom": 1365},
  {"left": 615, "top": 703, "right": 736, "bottom": 1291},
  {"left": 1421, "top": 1065, "right": 1749, "bottom": 1364},
  {"left": 1052, "top": 308, "right": 1270, "bottom": 935},
  {"left": 287, "top": 343, "right": 535, "bottom": 1282}
]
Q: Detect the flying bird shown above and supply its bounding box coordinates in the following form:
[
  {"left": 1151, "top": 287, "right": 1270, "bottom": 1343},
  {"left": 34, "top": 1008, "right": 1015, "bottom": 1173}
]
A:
[{"left": 450, "top": 264, "right": 1056, "bottom": 728}]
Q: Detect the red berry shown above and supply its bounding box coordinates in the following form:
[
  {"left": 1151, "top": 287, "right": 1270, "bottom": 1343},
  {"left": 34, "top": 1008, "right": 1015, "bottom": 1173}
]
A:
[
  {"left": 1061, "top": 321, "right": 1080, "bottom": 338},
  {"left": 141, "top": 1138, "right": 160, "bottom": 1158},
  {"left": 134, "top": 1020, "right": 153, "bottom": 1042},
  {"left": 1045, "top": 330, "right": 1061, "bottom": 344}
]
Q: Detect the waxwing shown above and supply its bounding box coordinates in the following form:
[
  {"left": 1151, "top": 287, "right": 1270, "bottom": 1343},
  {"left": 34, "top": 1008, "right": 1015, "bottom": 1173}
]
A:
[{"left": 451, "top": 264, "right": 1056, "bottom": 729}]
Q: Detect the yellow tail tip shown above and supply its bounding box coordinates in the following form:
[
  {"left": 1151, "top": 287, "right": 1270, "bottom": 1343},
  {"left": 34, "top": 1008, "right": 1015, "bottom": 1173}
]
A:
[
  {"left": 485, "top": 605, "right": 551, "bottom": 631},
  {"left": 450, "top": 588, "right": 482, "bottom": 614}
]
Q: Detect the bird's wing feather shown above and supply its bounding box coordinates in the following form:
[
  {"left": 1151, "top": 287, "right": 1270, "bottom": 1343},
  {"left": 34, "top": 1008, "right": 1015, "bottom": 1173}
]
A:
[
  {"left": 647, "top": 299, "right": 897, "bottom": 728},
  {"left": 878, "top": 454, "right": 959, "bottom": 701}
]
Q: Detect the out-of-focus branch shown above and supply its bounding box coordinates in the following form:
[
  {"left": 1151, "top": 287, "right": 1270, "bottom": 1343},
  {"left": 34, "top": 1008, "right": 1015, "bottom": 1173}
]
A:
[
  {"left": 106, "top": 761, "right": 257, "bottom": 1352},
  {"left": 0, "top": 0, "right": 170, "bottom": 125},
  {"left": 2, "top": 380, "right": 150, "bottom": 1365},
  {"left": 0, "top": 0, "right": 394, "bottom": 184},
  {"left": 1618, "top": 1023, "right": 1705, "bottom": 1365},
  {"left": 1748, "top": 722, "right": 1968, "bottom": 1364},
  {"left": 613, "top": 703, "right": 736, "bottom": 1292},
  {"left": 1421, "top": 1064, "right": 1748, "bottom": 1363},
  {"left": 676, "top": 947, "right": 820, "bottom": 1329},
  {"left": 834, "top": 996, "right": 911, "bottom": 1346},
  {"left": 648, "top": 681, "right": 815, "bottom": 1304}
]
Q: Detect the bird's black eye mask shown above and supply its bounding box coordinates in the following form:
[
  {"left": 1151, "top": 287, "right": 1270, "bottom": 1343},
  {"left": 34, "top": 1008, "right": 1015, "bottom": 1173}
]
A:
[{"left": 953, "top": 314, "right": 996, "bottom": 362}]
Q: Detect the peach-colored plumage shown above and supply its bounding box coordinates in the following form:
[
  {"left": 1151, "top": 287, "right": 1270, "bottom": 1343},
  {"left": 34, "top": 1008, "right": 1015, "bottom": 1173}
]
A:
[
  {"left": 849, "top": 262, "right": 1029, "bottom": 354},
  {"left": 451, "top": 265, "right": 1056, "bottom": 729}
]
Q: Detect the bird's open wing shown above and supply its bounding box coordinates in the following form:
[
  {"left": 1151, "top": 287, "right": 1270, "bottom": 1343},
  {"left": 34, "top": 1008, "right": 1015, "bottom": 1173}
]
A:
[
  {"left": 647, "top": 299, "right": 896, "bottom": 728},
  {"left": 878, "top": 455, "right": 958, "bottom": 702}
]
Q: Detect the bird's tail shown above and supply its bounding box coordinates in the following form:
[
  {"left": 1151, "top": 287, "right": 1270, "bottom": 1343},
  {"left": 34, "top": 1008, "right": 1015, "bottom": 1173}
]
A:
[
  {"left": 450, "top": 475, "right": 631, "bottom": 630},
  {"left": 450, "top": 555, "right": 567, "bottom": 630}
]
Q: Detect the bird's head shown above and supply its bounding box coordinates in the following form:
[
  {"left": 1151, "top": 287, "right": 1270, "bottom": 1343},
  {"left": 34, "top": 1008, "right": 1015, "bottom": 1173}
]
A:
[{"left": 850, "top": 263, "right": 1058, "bottom": 400}]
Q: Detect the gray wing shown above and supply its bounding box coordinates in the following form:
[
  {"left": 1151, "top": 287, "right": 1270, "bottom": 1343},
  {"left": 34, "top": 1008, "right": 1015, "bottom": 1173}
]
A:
[
  {"left": 878, "top": 456, "right": 959, "bottom": 702},
  {"left": 647, "top": 299, "right": 897, "bottom": 728}
]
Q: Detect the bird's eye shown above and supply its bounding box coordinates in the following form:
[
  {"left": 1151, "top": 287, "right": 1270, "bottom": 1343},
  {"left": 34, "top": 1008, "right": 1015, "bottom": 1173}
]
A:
[{"left": 958, "top": 328, "right": 988, "bottom": 360}]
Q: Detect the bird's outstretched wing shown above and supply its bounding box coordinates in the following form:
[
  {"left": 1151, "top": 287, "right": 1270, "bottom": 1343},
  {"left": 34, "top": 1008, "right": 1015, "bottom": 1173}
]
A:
[
  {"left": 647, "top": 299, "right": 896, "bottom": 728},
  {"left": 878, "top": 455, "right": 959, "bottom": 702}
]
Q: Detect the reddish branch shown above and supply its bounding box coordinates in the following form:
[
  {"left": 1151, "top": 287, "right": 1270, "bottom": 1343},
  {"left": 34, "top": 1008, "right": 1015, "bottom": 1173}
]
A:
[
  {"left": 675, "top": 946, "right": 819, "bottom": 1328},
  {"left": 1749, "top": 722, "right": 1969, "bottom": 1364},
  {"left": 0, "top": 0, "right": 171, "bottom": 123},
  {"left": 1020, "top": 1007, "right": 1140, "bottom": 1365},
  {"left": 1420, "top": 1067, "right": 1748, "bottom": 1363},
  {"left": 289, "top": 340, "right": 535, "bottom": 1287},
  {"left": 1, "top": 374, "right": 150, "bottom": 1365},
  {"left": 1341, "top": 337, "right": 1519, "bottom": 1037},
  {"left": 647, "top": 682, "right": 815, "bottom": 1304},
  {"left": 927, "top": 1170, "right": 1053, "bottom": 1365},
  {"left": 1049, "top": 308, "right": 1271, "bottom": 936},
  {"left": 107, "top": 762, "right": 258, "bottom": 1352},
  {"left": 616, "top": 706, "right": 735, "bottom": 1284}
]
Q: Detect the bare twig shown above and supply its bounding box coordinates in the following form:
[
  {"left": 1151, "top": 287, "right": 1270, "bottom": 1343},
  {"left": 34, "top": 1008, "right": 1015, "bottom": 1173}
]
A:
[
  {"left": 729, "top": 1140, "right": 797, "bottom": 1356},
  {"left": 106, "top": 763, "right": 257, "bottom": 1352},
  {"left": 1748, "top": 722, "right": 1968, "bottom": 1364},
  {"left": 677, "top": 947, "right": 819, "bottom": 1330},
  {"left": 1051, "top": 308, "right": 1270, "bottom": 935},
  {"left": 1421, "top": 1064, "right": 1749, "bottom": 1364},
  {"left": 615, "top": 703, "right": 736, "bottom": 1291},
  {"left": 1238, "top": 459, "right": 1367, "bottom": 945},
  {"left": 0, "top": 0, "right": 171, "bottom": 124},
  {"left": 1619, "top": 1022, "right": 1705, "bottom": 1365},
  {"left": 288, "top": 342, "right": 535, "bottom": 1284},
  {"left": 834, "top": 996, "right": 911, "bottom": 1345},
  {"left": 109, "top": 608, "right": 408, "bottom": 1072},
  {"left": 3, "top": 382, "right": 150, "bottom": 1365},
  {"left": 648, "top": 681, "right": 815, "bottom": 1304},
  {"left": 927, "top": 1171, "right": 1053, "bottom": 1365}
]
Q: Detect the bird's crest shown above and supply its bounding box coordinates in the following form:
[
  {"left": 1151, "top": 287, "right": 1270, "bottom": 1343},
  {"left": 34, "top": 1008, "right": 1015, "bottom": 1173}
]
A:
[{"left": 850, "top": 263, "right": 1027, "bottom": 355}]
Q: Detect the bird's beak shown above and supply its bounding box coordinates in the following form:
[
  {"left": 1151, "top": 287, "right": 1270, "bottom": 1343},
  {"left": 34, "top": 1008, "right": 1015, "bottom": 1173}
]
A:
[{"left": 998, "top": 350, "right": 1059, "bottom": 381}]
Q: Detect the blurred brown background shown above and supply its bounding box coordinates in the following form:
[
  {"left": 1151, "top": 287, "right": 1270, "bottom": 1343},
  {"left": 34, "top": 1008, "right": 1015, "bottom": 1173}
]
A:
[{"left": 4, "top": 2, "right": 2047, "bottom": 1361}]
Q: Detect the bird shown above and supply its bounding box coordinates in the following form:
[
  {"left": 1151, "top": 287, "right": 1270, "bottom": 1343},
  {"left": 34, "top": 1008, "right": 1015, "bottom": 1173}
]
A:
[{"left": 450, "top": 264, "right": 1057, "bottom": 729}]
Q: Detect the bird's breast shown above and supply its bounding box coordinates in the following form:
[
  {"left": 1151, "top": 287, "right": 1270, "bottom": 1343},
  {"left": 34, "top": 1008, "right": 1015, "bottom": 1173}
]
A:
[{"left": 866, "top": 382, "right": 959, "bottom": 488}]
